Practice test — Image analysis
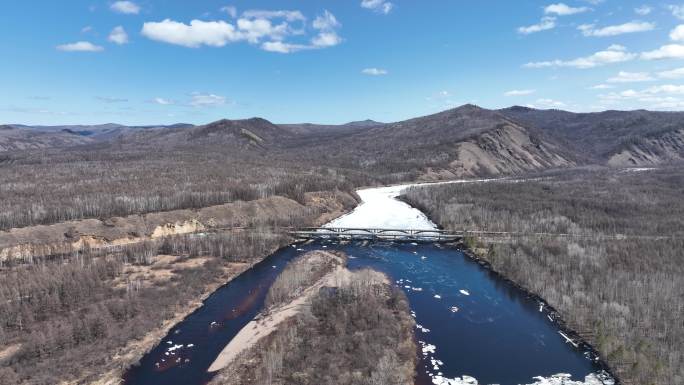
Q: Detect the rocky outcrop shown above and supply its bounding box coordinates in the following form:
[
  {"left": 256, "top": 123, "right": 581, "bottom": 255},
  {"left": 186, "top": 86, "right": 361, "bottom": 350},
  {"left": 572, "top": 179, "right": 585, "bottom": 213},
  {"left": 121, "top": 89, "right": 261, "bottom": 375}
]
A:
[{"left": 608, "top": 129, "right": 684, "bottom": 167}]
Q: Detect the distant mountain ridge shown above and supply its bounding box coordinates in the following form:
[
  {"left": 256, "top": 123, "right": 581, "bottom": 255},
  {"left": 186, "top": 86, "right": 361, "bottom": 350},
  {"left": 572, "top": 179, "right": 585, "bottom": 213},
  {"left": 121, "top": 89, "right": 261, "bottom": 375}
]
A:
[{"left": 4, "top": 104, "right": 684, "bottom": 174}]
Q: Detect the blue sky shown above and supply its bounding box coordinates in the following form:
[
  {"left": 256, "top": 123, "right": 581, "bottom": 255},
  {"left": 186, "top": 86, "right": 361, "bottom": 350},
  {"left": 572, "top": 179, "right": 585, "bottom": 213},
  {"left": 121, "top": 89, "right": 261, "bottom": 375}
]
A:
[{"left": 4, "top": 1, "right": 684, "bottom": 125}]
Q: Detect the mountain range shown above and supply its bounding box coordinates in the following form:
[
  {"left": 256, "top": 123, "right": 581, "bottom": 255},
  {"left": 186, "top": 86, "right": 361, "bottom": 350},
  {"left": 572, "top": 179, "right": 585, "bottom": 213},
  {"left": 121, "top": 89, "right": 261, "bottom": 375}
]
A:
[{"left": 3, "top": 105, "right": 683, "bottom": 176}]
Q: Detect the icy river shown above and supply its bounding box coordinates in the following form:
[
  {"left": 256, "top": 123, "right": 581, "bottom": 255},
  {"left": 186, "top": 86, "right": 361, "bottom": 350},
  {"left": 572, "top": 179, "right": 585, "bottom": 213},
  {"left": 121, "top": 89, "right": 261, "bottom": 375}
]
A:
[{"left": 123, "top": 181, "right": 615, "bottom": 385}]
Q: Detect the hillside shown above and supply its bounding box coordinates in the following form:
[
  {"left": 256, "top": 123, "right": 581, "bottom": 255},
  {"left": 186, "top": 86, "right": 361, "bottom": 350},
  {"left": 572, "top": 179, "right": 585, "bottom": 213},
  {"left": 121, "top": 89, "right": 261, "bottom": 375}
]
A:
[
  {"left": 5, "top": 104, "right": 684, "bottom": 173},
  {"left": 499, "top": 106, "right": 684, "bottom": 166},
  {"left": 0, "top": 125, "right": 92, "bottom": 152},
  {"left": 309, "top": 104, "right": 577, "bottom": 178},
  {"left": 116, "top": 118, "right": 291, "bottom": 151}
]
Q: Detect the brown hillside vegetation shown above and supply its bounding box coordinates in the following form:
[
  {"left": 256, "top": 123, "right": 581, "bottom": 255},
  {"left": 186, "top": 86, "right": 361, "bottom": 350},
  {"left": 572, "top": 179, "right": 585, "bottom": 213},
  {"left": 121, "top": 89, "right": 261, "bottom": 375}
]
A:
[
  {"left": 210, "top": 251, "right": 416, "bottom": 385},
  {"left": 403, "top": 167, "right": 684, "bottom": 385}
]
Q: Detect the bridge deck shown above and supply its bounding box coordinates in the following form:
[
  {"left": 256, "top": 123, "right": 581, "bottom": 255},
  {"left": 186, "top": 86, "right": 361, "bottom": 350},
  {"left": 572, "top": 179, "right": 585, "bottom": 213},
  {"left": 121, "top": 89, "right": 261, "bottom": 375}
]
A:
[{"left": 290, "top": 227, "right": 461, "bottom": 242}]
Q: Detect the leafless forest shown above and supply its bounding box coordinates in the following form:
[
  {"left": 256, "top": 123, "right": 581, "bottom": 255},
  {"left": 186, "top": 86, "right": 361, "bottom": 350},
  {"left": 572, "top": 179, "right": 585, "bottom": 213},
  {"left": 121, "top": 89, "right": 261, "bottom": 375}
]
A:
[
  {"left": 404, "top": 168, "right": 684, "bottom": 385},
  {"left": 0, "top": 147, "right": 370, "bottom": 231},
  {"left": 0, "top": 229, "right": 293, "bottom": 384},
  {"left": 211, "top": 253, "right": 416, "bottom": 385}
]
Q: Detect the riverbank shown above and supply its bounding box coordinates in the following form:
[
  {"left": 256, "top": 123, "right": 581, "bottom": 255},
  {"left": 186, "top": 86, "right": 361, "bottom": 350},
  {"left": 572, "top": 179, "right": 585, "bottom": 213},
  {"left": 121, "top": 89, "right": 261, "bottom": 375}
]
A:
[
  {"left": 0, "top": 190, "right": 357, "bottom": 385},
  {"left": 403, "top": 169, "right": 684, "bottom": 384},
  {"left": 208, "top": 251, "right": 416, "bottom": 385}
]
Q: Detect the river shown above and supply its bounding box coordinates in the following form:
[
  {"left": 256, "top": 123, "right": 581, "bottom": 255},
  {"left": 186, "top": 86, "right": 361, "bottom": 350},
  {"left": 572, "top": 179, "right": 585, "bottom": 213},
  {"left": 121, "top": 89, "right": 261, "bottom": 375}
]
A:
[{"left": 123, "top": 181, "right": 615, "bottom": 385}]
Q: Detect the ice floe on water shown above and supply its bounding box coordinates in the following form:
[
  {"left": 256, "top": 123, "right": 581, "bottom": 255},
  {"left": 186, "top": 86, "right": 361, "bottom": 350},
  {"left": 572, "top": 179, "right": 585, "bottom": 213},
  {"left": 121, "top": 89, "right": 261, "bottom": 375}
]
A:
[
  {"left": 526, "top": 372, "right": 615, "bottom": 385},
  {"left": 459, "top": 289, "right": 470, "bottom": 296},
  {"left": 434, "top": 294, "right": 442, "bottom": 299},
  {"left": 324, "top": 180, "right": 490, "bottom": 230},
  {"left": 416, "top": 324, "right": 431, "bottom": 333},
  {"left": 450, "top": 306, "right": 459, "bottom": 313},
  {"left": 429, "top": 372, "right": 614, "bottom": 385}
]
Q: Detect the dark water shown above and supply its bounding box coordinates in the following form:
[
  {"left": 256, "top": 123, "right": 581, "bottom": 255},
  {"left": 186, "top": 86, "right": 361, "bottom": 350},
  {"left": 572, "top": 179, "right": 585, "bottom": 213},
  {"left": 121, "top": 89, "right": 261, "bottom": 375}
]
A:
[{"left": 123, "top": 241, "right": 610, "bottom": 385}]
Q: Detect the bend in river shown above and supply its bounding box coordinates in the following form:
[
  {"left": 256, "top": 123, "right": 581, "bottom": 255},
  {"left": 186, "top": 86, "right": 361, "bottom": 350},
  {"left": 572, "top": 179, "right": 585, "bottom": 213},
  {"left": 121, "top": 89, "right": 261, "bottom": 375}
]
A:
[{"left": 123, "top": 180, "right": 615, "bottom": 385}]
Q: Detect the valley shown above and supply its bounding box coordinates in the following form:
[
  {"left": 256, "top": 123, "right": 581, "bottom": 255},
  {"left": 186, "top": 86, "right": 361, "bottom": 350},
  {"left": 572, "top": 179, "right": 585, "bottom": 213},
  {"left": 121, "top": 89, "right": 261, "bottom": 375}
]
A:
[{"left": 1, "top": 104, "right": 683, "bottom": 385}]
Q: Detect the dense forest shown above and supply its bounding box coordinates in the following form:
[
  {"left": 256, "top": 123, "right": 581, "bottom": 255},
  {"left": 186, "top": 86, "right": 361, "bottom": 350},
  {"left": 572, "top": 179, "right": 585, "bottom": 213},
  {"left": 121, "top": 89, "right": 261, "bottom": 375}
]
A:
[{"left": 404, "top": 167, "right": 684, "bottom": 385}]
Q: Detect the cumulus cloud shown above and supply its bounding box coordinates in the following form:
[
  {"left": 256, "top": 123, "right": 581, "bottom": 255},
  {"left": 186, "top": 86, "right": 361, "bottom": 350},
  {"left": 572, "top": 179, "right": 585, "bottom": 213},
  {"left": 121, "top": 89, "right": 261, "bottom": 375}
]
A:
[
  {"left": 141, "top": 19, "right": 241, "bottom": 48},
  {"left": 108, "top": 26, "right": 129, "bottom": 45},
  {"left": 110, "top": 1, "right": 140, "bottom": 15},
  {"left": 56, "top": 41, "right": 104, "bottom": 52},
  {"left": 189, "top": 92, "right": 227, "bottom": 107},
  {"left": 309, "top": 10, "right": 342, "bottom": 48},
  {"left": 634, "top": 5, "right": 652, "bottom": 15},
  {"left": 670, "top": 25, "right": 684, "bottom": 41},
  {"left": 524, "top": 45, "right": 635, "bottom": 69},
  {"left": 640, "top": 44, "right": 684, "bottom": 60},
  {"left": 142, "top": 9, "right": 341, "bottom": 53},
  {"left": 657, "top": 67, "right": 684, "bottom": 79},
  {"left": 606, "top": 71, "right": 654, "bottom": 83},
  {"left": 361, "top": 0, "right": 393, "bottom": 15},
  {"left": 504, "top": 89, "right": 536, "bottom": 96},
  {"left": 362, "top": 68, "right": 388, "bottom": 75},
  {"left": 578, "top": 21, "right": 655, "bottom": 37},
  {"left": 518, "top": 16, "right": 556, "bottom": 34},
  {"left": 544, "top": 3, "right": 590, "bottom": 15}
]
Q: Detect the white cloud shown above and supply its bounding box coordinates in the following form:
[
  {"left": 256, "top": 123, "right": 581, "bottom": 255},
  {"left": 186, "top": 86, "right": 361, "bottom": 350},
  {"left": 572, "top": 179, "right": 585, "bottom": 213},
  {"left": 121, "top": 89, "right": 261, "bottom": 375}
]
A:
[
  {"left": 110, "top": 1, "right": 140, "bottom": 15},
  {"left": 362, "top": 68, "right": 388, "bottom": 75},
  {"left": 599, "top": 85, "right": 684, "bottom": 109},
  {"left": 634, "top": 5, "right": 652, "bottom": 15},
  {"left": 504, "top": 89, "right": 536, "bottom": 96},
  {"left": 310, "top": 10, "right": 342, "bottom": 48},
  {"left": 640, "top": 44, "right": 684, "bottom": 60},
  {"left": 142, "top": 9, "right": 341, "bottom": 53},
  {"left": 311, "top": 32, "right": 342, "bottom": 48},
  {"left": 241, "top": 10, "right": 305, "bottom": 22},
  {"left": 531, "top": 98, "right": 567, "bottom": 108},
  {"left": 221, "top": 6, "right": 237, "bottom": 18},
  {"left": 361, "top": 0, "right": 393, "bottom": 15},
  {"left": 261, "top": 41, "right": 308, "bottom": 53},
  {"left": 142, "top": 19, "right": 241, "bottom": 48},
  {"left": 152, "top": 97, "right": 175, "bottom": 105},
  {"left": 108, "top": 26, "right": 129, "bottom": 45},
  {"left": 607, "top": 71, "right": 654, "bottom": 83},
  {"left": 590, "top": 84, "right": 615, "bottom": 89},
  {"left": 313, "top": 10, "right": 340, "bottom": 30},
  {"left": 56, "top": 41, "right": 104, "bottom": 52},
  {"left": 544, "top": 3, "right": 590, "bottom": 15},
  {"left": 189, "top": 93, "right": 227, "bottom": 107},
  {"left": 524, "top": 45, "right": 635, "bottom": 69},
  {"left": 578, "top": 21, "right": 655, "bottom": 37},
  {"left": 657, "top": 67, "right": 684, "bottom": 79},
  {"left": 670, "top": 25, "right": 684, "bottom": 41},
  {"left": 81, "top": 26, "right": 93, "bottom": 33},
  {"left": 669, "top": 5, "right": 684, "bottom": 20},
  {"left": 518, "top": 17, "right": 556, "bottom": 34}
]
